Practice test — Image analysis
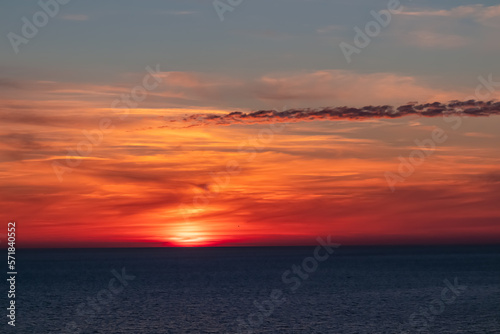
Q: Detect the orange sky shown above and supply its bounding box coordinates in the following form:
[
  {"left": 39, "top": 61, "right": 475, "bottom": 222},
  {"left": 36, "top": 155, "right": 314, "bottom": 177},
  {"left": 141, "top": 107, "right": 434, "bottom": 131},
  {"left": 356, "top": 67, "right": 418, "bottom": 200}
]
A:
[
  {"left": 2, "top": 1, "right": 500, "bottom": 250},
  {"left": 1, "top": 73, "right": 500, "bottom": 247}
]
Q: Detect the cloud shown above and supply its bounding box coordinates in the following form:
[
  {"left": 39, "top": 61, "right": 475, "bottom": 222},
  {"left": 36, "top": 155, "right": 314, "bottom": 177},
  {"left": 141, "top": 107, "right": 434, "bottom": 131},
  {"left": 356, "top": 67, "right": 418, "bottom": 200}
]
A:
[
  {"left": 395, "top": 4, "right": 500, "bottom": 48},
  {"left": 162, "top": 100, "right": 500, "bottom": 128},
  {"left": 406, "top": 31, "right": 468, "bottom": 49},
  {"left": 251, "top": 71, "right": 461, "bottom": 105},
  {"left": 0, "top": 78, "right": 23, "bottom": 89},
  {"left": 152, "top": 70, "right": 467, "bottom": 109},
  {"left": 400, "top": 4, "right": 500, "bottom": 28},
  {"left": 464, "top": 132, "right": 496, "bottom": 139},
  {"left": 0, "top": 70, "right": 478, "bottom": 113},
  {"left": 0, "top": 133, "right": 44, "bottom": 150}
]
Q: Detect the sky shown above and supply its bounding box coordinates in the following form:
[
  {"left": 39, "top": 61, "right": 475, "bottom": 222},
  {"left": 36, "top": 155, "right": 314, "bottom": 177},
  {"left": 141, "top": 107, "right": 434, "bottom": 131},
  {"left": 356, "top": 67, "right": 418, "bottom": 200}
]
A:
[{"left": 1, "top": 0, "right": 500, "bottom": 247}]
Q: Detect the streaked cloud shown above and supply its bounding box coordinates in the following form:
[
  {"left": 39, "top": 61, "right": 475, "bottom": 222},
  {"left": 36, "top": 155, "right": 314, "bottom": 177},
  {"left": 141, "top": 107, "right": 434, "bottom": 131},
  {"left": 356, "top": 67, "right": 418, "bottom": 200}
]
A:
[{"left": 1, "top": 70, "right": 472, "bottom": 113}]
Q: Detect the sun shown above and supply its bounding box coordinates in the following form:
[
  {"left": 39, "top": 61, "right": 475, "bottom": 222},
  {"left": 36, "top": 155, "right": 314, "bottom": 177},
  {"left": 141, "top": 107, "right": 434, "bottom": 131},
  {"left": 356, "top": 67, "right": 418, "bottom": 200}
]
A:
[
  {"left": 167, "top": 223, "right": 210, "bottom": 247},
  {"left": 169, "top": 234, "right": 208, "bottom": 247}
]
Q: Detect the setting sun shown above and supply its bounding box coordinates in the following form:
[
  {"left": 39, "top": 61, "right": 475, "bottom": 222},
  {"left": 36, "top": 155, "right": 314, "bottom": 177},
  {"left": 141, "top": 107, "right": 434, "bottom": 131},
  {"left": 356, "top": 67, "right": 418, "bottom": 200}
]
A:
[{"left": 167, "top": 223, "right": 211, "bottom": 247}]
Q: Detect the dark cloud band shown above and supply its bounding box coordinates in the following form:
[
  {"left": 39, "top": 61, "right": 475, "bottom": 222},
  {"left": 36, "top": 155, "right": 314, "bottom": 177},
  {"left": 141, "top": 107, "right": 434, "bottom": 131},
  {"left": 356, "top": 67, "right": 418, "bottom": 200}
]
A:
[{"left": 162, "top": 100, "right": 500, "bottom": 128}]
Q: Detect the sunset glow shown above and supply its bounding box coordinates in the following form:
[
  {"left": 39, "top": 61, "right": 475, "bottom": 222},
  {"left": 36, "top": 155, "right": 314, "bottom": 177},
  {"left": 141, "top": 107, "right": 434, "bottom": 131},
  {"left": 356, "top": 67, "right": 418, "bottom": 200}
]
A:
[{"left": 1, "top": 1, "right": 500, "bottom": 248}]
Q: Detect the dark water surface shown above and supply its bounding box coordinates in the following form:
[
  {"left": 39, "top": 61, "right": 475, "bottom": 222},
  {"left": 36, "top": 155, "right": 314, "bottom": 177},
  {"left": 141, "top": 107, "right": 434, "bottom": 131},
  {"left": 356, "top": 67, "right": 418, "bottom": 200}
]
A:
[{"left": 4, "top": 246, "right": 500, "bottom": 333}]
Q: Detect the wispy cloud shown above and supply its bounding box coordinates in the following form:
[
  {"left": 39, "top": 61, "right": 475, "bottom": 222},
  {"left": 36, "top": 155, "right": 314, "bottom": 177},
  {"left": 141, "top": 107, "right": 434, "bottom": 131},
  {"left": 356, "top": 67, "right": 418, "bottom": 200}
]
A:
[
  {"left": 153, "top": 70, "right": 466, "bottom": 108},
  {"left": 400, "top": 4, "right": 500, "bottom": 27},
  {"left": 406, "top": 31, "right": 468, "bottom": 49},
  {"left": 464, "top": 132, "right": 497, "bottom": 139}
]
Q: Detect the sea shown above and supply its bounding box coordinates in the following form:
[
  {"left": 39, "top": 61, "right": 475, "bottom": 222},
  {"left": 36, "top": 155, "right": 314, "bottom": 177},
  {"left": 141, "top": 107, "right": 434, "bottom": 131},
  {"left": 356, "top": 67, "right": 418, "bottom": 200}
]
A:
[{"left": 4, "top": 245, "right": 500, "bottom": 333}]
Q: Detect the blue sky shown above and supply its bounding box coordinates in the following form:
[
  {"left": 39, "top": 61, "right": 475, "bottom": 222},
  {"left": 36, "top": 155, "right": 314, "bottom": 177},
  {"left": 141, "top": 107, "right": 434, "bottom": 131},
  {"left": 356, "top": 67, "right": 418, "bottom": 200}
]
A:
[{"left": 1, "top": 0, "right": 499, "bottom": 98}]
